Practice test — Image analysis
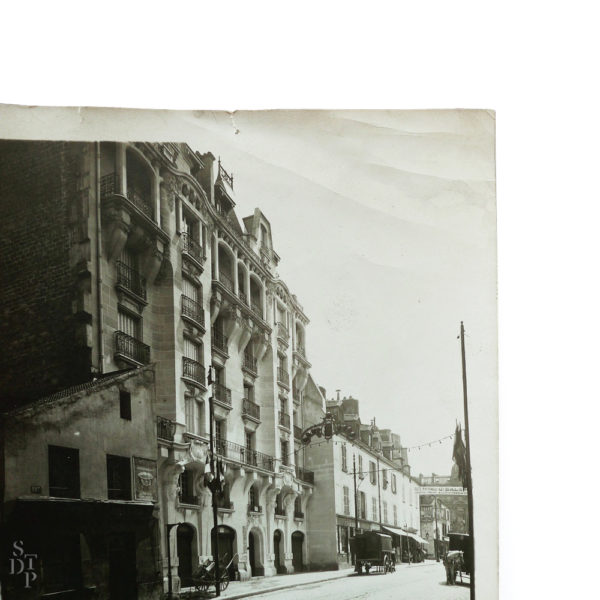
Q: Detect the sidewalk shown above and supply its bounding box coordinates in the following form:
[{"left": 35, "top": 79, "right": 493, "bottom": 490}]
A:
[{"left": 182, "top": 560, "right": 433, "bottom": 600}]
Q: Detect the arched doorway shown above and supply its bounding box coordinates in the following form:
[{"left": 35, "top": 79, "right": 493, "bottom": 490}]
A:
[
  {"left": 177, "top": 524, "right": 195, "bottom": 588},
  {"left": 291, "top": 531, "right": 304, "bottom": 572},
  {"left": 211, "top": 525, "right": 237, "bottom": 579},
  {"left": 248, "top": 528, "right": 264, "bottom": 576},
  {"left": 273, "top": 529, "right": 285, "bottom": 574}
]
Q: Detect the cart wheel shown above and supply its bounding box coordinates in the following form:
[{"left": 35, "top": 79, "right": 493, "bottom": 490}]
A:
[{"left": 220, "top": 572, "right": 230, "bottom": 591}]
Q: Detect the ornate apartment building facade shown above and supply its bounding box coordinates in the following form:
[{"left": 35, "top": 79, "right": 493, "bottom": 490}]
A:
[{"left": 0, "top": 141, "right": 315, "bottom": 597}]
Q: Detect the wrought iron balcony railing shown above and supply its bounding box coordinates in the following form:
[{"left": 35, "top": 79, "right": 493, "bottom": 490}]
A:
[
  {"left": 296, "top": 344, "right": 306, "bottom": 357},
  {"left": 212, "top": 330, "right": 229, "bottom": 353},
  {"left": 182, "top": 357, "right": 205, "bottom": 385},
  {"left": 275, "top": 506, "right": 286, "bottom": 516},
  {"left": 295, "top": 466, "right": 315, "bottom": 485},
  {"left": 116, "top": 261, "right": 147, "bottom": 300},
  {"left": 294, "top": 511, "right": 305, "bottom": 519},
  {"left": 238, "top": 290, "right": 248, "bottom": 305},
  {"left": 213, "top": 382, "right": 232, "bottom": 407},
  {"left": 101, "top": 173, "right": 154, "bottom": 220},
  {"left": 279, "top": 411, "right": 291, "bottom": 429},
  {"left": 242, "top": 399, "right": 260, "bottom": 421},
  {"left": 100, "top": 172, "right": 118, "bottom": 199},
  {"left": 157, "top": 416, "right": 176, "bottom": 441},
  {"left": 219, "top": 272, "right": 234, "bottom": 293},
  {"left": 277, "top": 367, "right": 289, "bottom": 386},
  {"left": 248, "top": 504, "right": 263, "bottom": 513},
  {"left": 127, "top": 184, "right": 154, "bottom": 219},
  {"left": 181, "top": 295, "right": 204, "bottom": 327},
  {"left": 182, "top": 231, "right": 205, "bottom": 263},
  {"left": 243, "top": 352, "right": 257, "bottom": 373},
  {"left": 294, "top": 425, "right": 302, "bottom": 440},
  {"left": 114, "top": 331, "right": 150, "bottom": 364},
  {"left": 215, "top": 438, "right": 274, "bottom": 471}
]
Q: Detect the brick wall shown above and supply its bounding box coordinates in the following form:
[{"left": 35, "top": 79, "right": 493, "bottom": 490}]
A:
[{"left": 0, "top": 140, "right": 92, "bottom": 408}]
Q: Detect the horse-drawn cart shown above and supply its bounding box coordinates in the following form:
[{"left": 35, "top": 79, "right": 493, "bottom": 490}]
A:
[
  {"left": 191, "top": 553, "right": 237, "bottom": 593},
  {"left": 350, "top": 531, "right": 395, "bottom": 575}
]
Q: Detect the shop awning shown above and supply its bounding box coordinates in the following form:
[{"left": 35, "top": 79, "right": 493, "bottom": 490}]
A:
[
  {"left": 382, "top": 525, "right": 408, "bottom": 537},
  {"left": 382, "top": 526, "right": 429, "bottom": 545}
]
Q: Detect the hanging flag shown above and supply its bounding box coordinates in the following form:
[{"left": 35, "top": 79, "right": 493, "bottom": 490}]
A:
[{"left": 452, "top": 423, "right": 468, "bottom": 488}]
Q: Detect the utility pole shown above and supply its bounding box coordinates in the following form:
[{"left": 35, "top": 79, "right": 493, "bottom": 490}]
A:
[
  {"left": 461, "top": 322, "right": 475, "bottom": 600},
  {"left": 208, "top": 366, "right": 221, "bottom": 598},
  {"left": 353, "top": 454, "right": 359, "bottom": 572},
  {"left": 434, "top": 496, "right": 440, "bottom": 562},
  {"left": 376, "top": 456, "right": 382, "bottom": 532}
]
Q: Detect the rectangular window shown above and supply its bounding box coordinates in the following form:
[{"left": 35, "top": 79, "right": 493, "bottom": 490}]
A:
[
  {"left": 359, "top": 491, "right": 366, "bottom": 519},
  {"left": 402, "top": 481, "right": 406, "bottom": 502},
  {"left": 383, "top": 501, "right": 388, "bottom": 524},
  {"left": 341, "top": 444, "right": 347, "bottom": 472},
  {"left": 245, "top": 431, "right": 254, "bottom": 451},
  {"left": 48, "top": 445, "right": 80, "bottom": 499},
  {"left": 184, "top": 337, "right": 201, "bottom": 362},
  {"left": 118, "top": 309, "right": 140, "bottom": 339},
  {"left": 337, "top": 525, "right": 349, "bottom": 554},
  {"left": 343, "top": 486, "right": 350, "bottom": 515},
  {"left": 215, "top": 419, "right": 224, "bottom": 442},
  {"left": 185, "top": 398, "right": 195, "bottom": 432},
  {"left": 372, "top": 497, "right": 378, "bottom": 522},
  {"left": 106, "top": 454, "right": 131, "bottom": 500},
  {"left": 358, "top": 455, "right": 363, "bottom": 478},
  {"left": 119, "top": 390, "right": 131, "bottom": 420},
  {"left": 394, "top": 505, "right": 398, "bottom": 526},
  {"left": 392, "top": 474, "right": 397, "bottom": 494},
  {"left": 369, "top": 461, "right": 376, "bottom": 485},
  {"left": 281, "top": 439, "right": 289, "bottom": 466}
]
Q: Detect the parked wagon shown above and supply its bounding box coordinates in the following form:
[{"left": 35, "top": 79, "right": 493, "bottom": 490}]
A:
[
  {"left": 191, "top": 553, "right": 238, "bottom": 593},
  {"left": 350, "top": 531, "right": 395, "bottom": 575}
]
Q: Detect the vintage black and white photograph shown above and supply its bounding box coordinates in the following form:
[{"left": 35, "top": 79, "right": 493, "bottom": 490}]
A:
[{"left": 0, "top": 108, "right": 497, "bottom": 600}]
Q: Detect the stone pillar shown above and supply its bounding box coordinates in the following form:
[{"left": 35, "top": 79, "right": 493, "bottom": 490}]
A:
[
  {"left": 116, "top": 143, "right": 127, "bottom": 195},
  {"left": 213, "top": 235, "right": 220, "bottom": 281},
  {"left": 233, "top": 248, "right": 239, "bottom": 295}
]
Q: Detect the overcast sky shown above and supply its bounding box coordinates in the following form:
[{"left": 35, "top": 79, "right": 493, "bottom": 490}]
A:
[{"left": 181, "top": 110, "right": 497, "bottom": 479}]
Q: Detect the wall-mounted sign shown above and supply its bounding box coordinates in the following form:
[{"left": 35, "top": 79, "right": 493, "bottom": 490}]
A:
[
  {"left": 419, "top": 486, "right": 467, "bottom": 496},
  {"left": 133, "top": 457, "right": 158, "bottom": 501},
  {"left": 30, "top": 486, "right": 41, "bottom": 494}
]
